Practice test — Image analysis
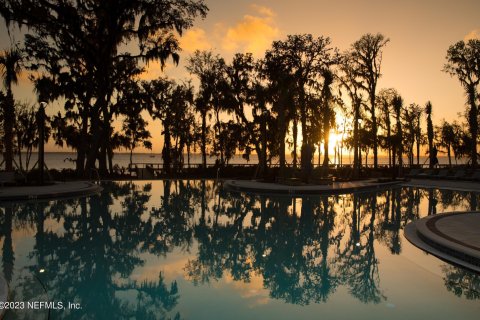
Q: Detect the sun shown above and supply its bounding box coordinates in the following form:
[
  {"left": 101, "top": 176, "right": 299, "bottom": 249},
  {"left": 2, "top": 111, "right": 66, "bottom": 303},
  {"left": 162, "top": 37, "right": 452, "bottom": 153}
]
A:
[{"left": 328, "top": 131, "right": 342, "bottom": 147}]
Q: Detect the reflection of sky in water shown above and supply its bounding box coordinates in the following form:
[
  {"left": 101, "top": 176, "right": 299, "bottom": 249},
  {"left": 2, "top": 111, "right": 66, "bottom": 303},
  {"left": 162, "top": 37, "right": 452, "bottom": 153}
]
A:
[{"left": 0, "top": 181, "right": 479, "bottom": 319}]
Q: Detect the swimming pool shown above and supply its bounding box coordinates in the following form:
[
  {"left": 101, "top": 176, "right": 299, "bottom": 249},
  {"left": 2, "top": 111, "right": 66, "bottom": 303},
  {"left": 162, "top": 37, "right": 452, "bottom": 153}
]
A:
[{"left": 0, "top": 180, "right": 479, "bottom": 319}]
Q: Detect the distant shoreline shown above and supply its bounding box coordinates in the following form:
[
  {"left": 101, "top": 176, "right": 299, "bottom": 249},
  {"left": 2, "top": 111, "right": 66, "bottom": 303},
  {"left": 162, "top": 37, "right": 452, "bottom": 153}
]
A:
[{"left": 1, "top": 152, "right": 468, "bottom": 172}]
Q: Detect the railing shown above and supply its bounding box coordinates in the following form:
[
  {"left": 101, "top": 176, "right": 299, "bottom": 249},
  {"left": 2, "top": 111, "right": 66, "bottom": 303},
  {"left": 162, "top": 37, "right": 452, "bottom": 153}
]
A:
[{"left": 128, "top": 162, "right": 466, "bottom": 171}]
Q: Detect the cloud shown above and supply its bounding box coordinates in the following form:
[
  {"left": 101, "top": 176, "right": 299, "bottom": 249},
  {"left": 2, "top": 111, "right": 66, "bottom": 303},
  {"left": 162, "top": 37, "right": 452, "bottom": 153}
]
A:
[
  {"left": 179, "top": 27, "right": 212, "bottom": 53},
  {"left": 464, "top": 29, "right": 480, "bottom": 41},
  {"left": 250, "top": 4, "right": 276, "bottom": 18},
  {"left": 221, "top": 4, "right": 280, "bottom": 56}
]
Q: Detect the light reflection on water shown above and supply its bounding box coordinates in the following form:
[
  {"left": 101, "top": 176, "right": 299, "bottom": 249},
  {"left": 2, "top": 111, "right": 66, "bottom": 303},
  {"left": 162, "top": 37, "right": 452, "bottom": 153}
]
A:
[{"left": 0, "top": 180, "right": 479, "bottom": 319}]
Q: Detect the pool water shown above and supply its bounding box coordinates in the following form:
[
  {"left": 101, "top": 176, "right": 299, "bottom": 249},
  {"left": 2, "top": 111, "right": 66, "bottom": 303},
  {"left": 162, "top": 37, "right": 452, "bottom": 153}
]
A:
[{"left": 0, "top": 180, "right": 479, "bottom": 319}]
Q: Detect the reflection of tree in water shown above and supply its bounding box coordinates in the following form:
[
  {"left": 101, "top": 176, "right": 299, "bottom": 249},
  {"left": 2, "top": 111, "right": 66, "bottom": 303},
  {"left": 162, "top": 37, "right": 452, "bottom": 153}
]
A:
[
  {"left": 442, "top": 265, "right": 480, "bottom": 300},
  {"left": 0, "top": 205, "right": 15, "bottom": 283},
  {"left": 1, "top": 181, "right": 182, "bottom": 320},
  {"left": 187, "top": 194, "right": 345, "bottom": 305},
  {"left": 422, "top": 188, "right": 480, "bottom": 214},
  {"left": 375, "top": 187, "right": 420, "bottom": 254},
  {"left": 336, "top": 192, "right": 385, "bottom": 304},
  {"left": 2, "top": 182, "right": 480, "bottom": 315},
  {"left": 189, "top": 187, "right": 480, "bottom": 305},
  {"left": 146, "top": 180, "right": 197, "bottom": 256}
]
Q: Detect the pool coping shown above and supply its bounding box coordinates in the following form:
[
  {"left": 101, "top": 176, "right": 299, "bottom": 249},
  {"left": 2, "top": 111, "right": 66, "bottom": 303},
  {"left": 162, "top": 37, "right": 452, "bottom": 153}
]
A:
[
  {"left": 0, "top": 181, "right": 103, "bottom": 202},
  {"left": 404, "top": 211, "right": 480, "bottom": 273}
]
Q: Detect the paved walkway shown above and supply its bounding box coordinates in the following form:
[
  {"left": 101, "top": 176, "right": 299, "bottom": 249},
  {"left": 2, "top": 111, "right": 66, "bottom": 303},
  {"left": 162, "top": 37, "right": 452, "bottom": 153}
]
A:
[
  {"left": 405, "top": 212, "right": 480, "bottom": 273},
  {"left": 0, "top": 181, "right": 102, "bottom": 202},
  {"left": 223, "top": 179, "right": 402, "bottom": 195}
]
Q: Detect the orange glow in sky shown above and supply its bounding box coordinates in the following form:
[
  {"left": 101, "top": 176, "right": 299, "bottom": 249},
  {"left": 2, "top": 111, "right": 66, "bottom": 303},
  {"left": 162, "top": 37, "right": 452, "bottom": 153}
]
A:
[{"left": 1, "top": 0, "right": 479, "bottom": 153}]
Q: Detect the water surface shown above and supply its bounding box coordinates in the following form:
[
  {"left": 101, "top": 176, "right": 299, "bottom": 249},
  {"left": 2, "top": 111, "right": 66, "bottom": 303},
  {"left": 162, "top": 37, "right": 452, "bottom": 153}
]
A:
[{"left": 0, "top": 180, "right": 479, "bottom": 319}]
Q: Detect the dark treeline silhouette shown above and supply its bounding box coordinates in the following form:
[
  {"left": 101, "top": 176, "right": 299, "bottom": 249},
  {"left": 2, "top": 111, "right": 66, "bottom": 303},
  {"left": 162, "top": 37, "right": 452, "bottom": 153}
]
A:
[
  {"left": 1, "top": 181, "right": 480, "bottom": 318},
  {"left": 0, "top": 1, "right": 479, "bottom": 179}
]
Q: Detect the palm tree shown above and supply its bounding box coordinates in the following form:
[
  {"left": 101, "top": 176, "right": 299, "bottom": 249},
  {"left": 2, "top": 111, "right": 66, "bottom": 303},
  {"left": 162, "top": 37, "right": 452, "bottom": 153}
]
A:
[
  {"left": 392, "top": 95, "right": 404, "bottom": 177},
  {"left": 321, "top": 69, "right": 335, "bottom": 171},
  {"left": 439, "top": 120, "right": 456, "bottom": 167},
  {"left": 425, "top": 101, "right": 434, "bottom": 168},
  {"left": 0, "top": 47, "right": 23, "bottom": 171},
  {"left": 377, "top": 88, "right": 397, "bottom": 167}
]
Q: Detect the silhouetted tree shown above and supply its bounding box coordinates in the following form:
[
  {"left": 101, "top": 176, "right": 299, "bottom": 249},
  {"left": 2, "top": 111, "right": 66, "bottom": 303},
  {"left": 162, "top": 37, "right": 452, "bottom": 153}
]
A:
[
  {"left": 0, "top": 0, "right": 208, "bottom": 176},
  {"left": 15, "top": 103, "right": 51, "bottom": 172},
  {"left": 438, "top": 120, "right": 456, "bottom": 167},
  {"left": 267, "top": 34, "right": 338, "bottom": 181},
  {"left": 320, "top": 69, "right": 336, "bottom": 171},
  {"left": 0, "top": 47, "right": 22, "bottom": 171},
  {"left": 377, "top": 88, "right": 398, "bottom": 167},
  {"left": 263, "top": 49, "right": 296, "bottom": 179},
  {"left": 444, "top": 39, "right": 480, "bottom": 167},
  {"left": 403, "top": 103, "right": 422, "bottom": 166},
  {"left": 338, "top": 53, "right": 366, "bottom": 178},
  {"left": 425, "top": 101, "right": 435, "bottom": 168},
  {"left": 122, "top": 105, "right": 152, "bottom": 167},
  {"left": 144, "top": 78, "right": 192, "bottom": 174},
  {"left": 187, "top": 50, "right": 225, "bottom": 168},
  {"left": 392, "top": 95, "right": 404, "bottom": 176},
  {"left": 223, "top": 53, "right": 269, "bottom": 176},
  {"left": 350, "top": 33, "right": 389, "bottom": 169}
]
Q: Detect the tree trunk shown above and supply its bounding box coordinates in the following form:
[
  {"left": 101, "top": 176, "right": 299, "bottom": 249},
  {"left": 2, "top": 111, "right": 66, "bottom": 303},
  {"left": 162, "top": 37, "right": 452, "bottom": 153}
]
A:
[
  {"left": 187, "top": 143, "right": 191, "bottom": 169},
  {"left": 162, "top": 118, "right": 171, "bottom": 174},
  {"left": 17, "top": 132, "right": 23, "bottom": 172},
  {"left": 76, "top": 110, "right": 89, "bottom": 176},
  {"left": 416, "top": 117, "right": 421, "bottom": 165},
  {"left": 99, "top": 143, "right": 108, "bottom": 176},
  {"left": 392, "top": 143, "right": 397, "bottom": 179},
  {"left": 447, "top": 144, "right": 452, "bottom": 167},
  {"left": 261, "top": 114, "right": 267, "bottom": 179},
  {"left": 371, "top": 93, "right": 378, "bottom": 169},
  {"left": 468, "top": 85, "right": 478, "bottom": 168},
  {"left": 107, "top": 143, "right": 114, "bottom": 175},
  {"left": 353, "top": 102, "right": 360, "bottom": 178},
  {"left": 398, "top": 131, "right": 403, "bottom": 177},
  {"left": 201, "top": 111, "right": 207, "bottom": 170},
  {"left": 85, "top": 106, "right": 103, "bottom": 177},
  {"left": 323, "top": 131, "right": 330, "bottom": 168},
  {"left": 293, "top": 117, "right": 298, "bottom": 168},
  {"left": 278, "top": 103, "right": 286, "bottom": 180},
  {"left": 3, "top": 91, "right": 14, "bottom": 171},
  {"left": 386, "top": 118, "right": 391, "bottom": 167}
]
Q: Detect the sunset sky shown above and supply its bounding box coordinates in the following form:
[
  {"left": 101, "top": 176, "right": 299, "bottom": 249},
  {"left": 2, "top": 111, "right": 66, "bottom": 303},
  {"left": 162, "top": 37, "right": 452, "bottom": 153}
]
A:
[{"left": 1, "top": 0, "right": 479, "bottom": 153}]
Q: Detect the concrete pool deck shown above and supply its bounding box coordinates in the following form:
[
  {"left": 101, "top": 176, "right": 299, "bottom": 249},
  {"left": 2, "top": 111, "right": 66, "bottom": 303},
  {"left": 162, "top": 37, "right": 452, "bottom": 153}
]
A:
[
  {"left": 405, "top": 212, "right": 480, "bottom": 273},
  {"left": 0, "top": 181, "right": 103, "bottom": 202}
]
